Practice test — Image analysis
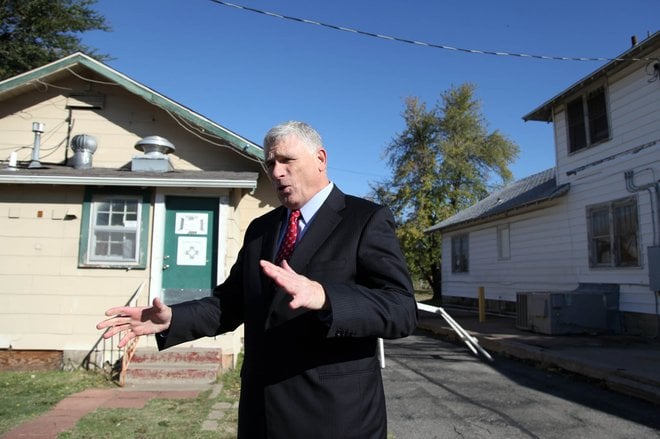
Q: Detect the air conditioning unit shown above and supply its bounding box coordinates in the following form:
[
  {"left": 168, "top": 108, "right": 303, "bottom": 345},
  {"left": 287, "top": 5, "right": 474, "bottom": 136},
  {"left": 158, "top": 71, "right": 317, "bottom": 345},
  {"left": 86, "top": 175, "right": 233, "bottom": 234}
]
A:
[{"left": 516, "top": 283, "right": 619, "bottom": 335}]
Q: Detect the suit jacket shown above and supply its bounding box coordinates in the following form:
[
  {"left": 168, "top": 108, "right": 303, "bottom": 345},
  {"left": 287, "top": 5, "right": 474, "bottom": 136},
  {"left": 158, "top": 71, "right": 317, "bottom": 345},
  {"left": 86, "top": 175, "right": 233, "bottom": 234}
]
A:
[{"left": 159, "top": 187, "right": 418, "bottom": 438}]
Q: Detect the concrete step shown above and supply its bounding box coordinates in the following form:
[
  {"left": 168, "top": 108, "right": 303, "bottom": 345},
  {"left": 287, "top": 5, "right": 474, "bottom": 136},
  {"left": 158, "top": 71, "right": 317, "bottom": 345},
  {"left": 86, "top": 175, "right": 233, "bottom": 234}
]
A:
[
  {"left": 129, "top": 348, "right": 223, "bottom": 365},
  {"left": 123, "top": 348, "right": 224, "bottom": 386}
]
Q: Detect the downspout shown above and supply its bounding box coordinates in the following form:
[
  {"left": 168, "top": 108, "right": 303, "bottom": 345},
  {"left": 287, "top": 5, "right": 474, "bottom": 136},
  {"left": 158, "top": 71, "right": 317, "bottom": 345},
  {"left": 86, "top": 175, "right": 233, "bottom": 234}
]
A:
[
  {"left": 624, "top": 168, "right": 659, "bottom": 246},
  {"left": 624, "top": 168, "right": 660, "bottom": 338}
]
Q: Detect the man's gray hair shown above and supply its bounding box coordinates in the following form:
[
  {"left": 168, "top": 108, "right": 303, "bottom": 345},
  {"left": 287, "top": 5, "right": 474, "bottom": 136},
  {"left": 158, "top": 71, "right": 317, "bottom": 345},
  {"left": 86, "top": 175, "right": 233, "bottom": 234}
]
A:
[{"left": 263, "top": 121, "right": 324, "bottom": 153}]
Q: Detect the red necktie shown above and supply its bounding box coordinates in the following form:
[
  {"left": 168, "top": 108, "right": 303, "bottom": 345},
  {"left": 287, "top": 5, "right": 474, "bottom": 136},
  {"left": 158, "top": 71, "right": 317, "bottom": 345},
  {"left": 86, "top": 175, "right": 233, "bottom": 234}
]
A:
[{"left": 275, "top": 209, "right": 301, "bottom": 264}]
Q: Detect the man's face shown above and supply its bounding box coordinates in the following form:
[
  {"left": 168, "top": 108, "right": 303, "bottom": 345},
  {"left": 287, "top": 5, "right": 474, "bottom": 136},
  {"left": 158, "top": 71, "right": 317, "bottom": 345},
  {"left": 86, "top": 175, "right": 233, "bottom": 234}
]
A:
[{"left": 265, "top": 135, "right": 328, "bottom": 209}]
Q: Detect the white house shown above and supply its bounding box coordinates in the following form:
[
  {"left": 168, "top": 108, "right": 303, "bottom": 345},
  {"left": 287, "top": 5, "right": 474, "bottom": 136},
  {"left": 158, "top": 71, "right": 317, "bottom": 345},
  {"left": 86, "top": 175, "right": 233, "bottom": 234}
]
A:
[{"left": 427, "top": 32, "right": 660, "bottom": 336}]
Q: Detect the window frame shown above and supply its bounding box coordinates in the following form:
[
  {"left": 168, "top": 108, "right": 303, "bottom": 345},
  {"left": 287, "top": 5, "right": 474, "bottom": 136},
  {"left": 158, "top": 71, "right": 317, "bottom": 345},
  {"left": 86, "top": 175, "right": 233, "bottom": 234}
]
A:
[
  {"left": 78, "top": 188, "right": 151, "bottom": 269},
  {"left": 451, "top": 233, "right": 469, "bottom": 273},
  {"left": 566, "top": 85, "right": 610, "bottom": 154},
  {"left": 586, "top": 196, "right": 640, "bottom": 269}
]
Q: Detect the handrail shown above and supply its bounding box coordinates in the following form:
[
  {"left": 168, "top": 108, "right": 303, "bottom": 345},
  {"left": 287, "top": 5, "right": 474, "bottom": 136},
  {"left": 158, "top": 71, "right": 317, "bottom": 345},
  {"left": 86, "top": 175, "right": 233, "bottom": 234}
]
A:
[
  {"left": 82, "top": 281, "right": 146, "bottom": 383},
  {"left": 417, "top": 302, "right": 493, "bottom": 362}
]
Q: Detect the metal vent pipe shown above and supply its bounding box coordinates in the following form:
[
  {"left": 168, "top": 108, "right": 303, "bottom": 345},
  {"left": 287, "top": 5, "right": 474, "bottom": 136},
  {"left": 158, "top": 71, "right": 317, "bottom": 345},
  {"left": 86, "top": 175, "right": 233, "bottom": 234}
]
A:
[{"left": 28, "top": 122, "right": 45, "bottom": 169}]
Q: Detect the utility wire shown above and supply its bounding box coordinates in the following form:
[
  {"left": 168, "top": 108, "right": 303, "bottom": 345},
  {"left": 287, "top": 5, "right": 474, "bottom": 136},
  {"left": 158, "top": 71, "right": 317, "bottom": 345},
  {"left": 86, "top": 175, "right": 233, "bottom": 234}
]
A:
[{"left": 208, "top": 0, "right": 655, "bottom": 62}]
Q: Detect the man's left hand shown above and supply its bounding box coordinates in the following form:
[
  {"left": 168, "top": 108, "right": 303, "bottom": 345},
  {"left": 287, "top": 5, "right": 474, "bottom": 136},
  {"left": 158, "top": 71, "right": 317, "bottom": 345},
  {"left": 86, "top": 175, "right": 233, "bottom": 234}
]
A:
[{"left": 260, "top": 260, "right": 328, "bottom": 310}]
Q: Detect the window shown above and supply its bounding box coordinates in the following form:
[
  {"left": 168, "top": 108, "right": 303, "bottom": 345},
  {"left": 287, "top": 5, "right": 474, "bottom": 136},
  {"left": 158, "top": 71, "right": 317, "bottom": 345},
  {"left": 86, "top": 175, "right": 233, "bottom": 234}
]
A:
[
  {"left": 79, "top": 190, "right": 150, "bottom": 268},
  {"left": 451, "top": 234, "right": 469, "bottom": 273},
  {"left": 497, "top": 224, "right": 510, "bottom": 260},
  {"left": 566, "top": 86, "right": 610, "bottom": 153},
  {"left": 587, "top": 197, "right": 639, "bottom": 268}
]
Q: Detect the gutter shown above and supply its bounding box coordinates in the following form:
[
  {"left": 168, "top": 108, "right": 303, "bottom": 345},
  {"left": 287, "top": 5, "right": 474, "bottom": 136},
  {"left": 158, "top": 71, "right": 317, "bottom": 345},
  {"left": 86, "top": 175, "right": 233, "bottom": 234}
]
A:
[{"left": 0, "top": 174, "right": 258, "bottom": 190}]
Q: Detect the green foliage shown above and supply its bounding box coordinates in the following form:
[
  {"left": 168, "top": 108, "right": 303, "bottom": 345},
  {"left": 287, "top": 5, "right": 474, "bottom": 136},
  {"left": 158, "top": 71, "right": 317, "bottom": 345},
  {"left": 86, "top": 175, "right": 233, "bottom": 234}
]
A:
[
  {"left": 372, "top": 84, "right": 519, "bottom": 298},
  {"left": 0, "top": 369, "right": 112, "bottom": 435},
  {"left": 0, "top": 0, "right": 109, "bottom": 80}
]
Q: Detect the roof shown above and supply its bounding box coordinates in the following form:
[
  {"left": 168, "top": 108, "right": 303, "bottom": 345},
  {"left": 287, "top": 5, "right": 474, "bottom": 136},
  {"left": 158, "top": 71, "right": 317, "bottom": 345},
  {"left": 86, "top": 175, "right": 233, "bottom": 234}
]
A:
[
  {"left": 425, "top": 168, "right": 570, "bottom": 234},
  {"left": 0, "top": 165, "right": 259, "bottom": 190},
  {"left": 0, "top": 52, "right": 264, "bottom": 161},
  {"left": 523, "top": 31, "right": 660, "bottom": 122}
]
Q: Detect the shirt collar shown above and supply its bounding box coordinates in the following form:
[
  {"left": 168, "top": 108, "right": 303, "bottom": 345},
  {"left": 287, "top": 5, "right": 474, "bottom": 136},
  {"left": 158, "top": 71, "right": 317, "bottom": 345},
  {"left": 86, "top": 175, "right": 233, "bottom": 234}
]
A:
[{"left": 298, "top": 181, "right": 334, "bottom": 225}]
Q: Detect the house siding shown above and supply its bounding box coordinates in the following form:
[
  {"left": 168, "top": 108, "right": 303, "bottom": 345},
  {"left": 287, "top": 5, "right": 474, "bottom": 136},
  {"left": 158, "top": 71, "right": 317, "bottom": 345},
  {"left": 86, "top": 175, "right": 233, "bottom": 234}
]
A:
[
  {"left": 442, "top": 203, "right": 577, "bottom": 303},
  {"left": 0, "top": 185, "right": 149, "bottom": 350}
]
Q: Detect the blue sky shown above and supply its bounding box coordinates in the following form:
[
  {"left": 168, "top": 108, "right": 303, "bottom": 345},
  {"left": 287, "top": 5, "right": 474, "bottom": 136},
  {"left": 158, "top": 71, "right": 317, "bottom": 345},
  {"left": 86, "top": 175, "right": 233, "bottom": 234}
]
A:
[{"left": 83, "top": 0, "right": 658, "bottom": 197}]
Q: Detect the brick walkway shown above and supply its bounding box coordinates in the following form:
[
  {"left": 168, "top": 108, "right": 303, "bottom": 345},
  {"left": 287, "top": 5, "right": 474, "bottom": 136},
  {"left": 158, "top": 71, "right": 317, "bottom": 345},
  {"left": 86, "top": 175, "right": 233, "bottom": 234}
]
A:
[{"left": 1, "top": 388, "right": 202, "bottom": 439}]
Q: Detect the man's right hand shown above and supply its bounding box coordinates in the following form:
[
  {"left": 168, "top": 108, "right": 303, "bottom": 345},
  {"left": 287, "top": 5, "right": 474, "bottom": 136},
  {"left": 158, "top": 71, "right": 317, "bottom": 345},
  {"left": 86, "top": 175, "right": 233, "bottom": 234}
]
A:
[{"left": 96, "top": 297, "right": 172, "bottom": 348}]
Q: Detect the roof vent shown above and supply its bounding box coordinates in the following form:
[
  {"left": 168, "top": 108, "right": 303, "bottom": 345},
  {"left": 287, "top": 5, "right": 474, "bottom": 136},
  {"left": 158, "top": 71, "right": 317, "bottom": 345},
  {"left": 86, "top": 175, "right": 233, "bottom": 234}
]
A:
[
  {"left": 131, "top": 136, "right": 175, "bottom": 172},
  {"left": 69, "top": 134, "right": 98, "bottom": 169},
  {"left": 28, "top": 122, "right": 45, "bottom": 169}
]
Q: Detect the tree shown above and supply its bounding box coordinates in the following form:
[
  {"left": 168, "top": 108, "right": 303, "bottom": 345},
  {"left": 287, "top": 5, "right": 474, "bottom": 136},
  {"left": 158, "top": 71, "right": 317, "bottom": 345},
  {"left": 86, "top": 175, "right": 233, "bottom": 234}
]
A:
[
  {"left": 0, "top": 0, "right": 109, "bottom": 80},
  {"left": 372, "top": 83, "right": 519, "bottom": 301}
]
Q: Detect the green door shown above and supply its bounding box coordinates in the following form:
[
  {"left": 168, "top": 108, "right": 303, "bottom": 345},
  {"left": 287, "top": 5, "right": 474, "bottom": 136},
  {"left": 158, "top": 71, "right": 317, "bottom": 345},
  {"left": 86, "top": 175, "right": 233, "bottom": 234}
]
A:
[{"left": 162, "top": 196, "right": 218, "bottom": 305}]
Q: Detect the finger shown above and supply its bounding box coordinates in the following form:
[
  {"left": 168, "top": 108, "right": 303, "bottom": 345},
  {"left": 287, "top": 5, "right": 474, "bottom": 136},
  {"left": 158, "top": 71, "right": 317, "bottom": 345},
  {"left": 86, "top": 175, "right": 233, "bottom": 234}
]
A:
[
  {"left": 96, "top": 317, "right": 121, "bottom": 330},
  {"left": 117, "top": 331, "right": 135, "bottom": 349},
  {"left": 152, "top": 297, "right": 164, "bottom": 309},
  {"left": 260, "top": 260, "right": 281, "bottom": 279},
  {"left": 97, "top": 315, "right": 132, "bottom": 330},
  {"left": 288, "top": 295, "right": 304, "bottom": 310},
  {"left": 101, "top": 324, "right": 128, "bottom": 339},
  {"left": 280, "top": 259, "right": 294, "bottom": 272},
  {"left": 104, "top": 306, "right": 131, "bottom": 317},
  {"left": 259, "top": 259, "right": 278, "bottom": 272}
]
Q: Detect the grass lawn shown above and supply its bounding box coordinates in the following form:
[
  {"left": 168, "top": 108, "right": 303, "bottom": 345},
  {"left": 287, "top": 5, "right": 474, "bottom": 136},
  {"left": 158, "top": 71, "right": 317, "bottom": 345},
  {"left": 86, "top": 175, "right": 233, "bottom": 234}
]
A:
[
  {"left": 59, "top": 359, "right": 242, "bottom": 439},
  {"left": 0, "top": 369, "right": 114, "bottom": 435},
  {"left": 0, "top": 363, "right": 241, "bottom": 439}
]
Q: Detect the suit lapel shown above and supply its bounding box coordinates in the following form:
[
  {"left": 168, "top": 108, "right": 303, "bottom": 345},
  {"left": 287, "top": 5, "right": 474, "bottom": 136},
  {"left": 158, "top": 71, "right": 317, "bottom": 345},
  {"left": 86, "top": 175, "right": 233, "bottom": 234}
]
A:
[
  {"left": 288, "top": 197, "right": 343, "bottom": 270},
  {"left": 262, "top": 207, "right": 287, "bottom": 262},
  {"left": 265, "top": 187, "right": 346, "bottom": 329}
]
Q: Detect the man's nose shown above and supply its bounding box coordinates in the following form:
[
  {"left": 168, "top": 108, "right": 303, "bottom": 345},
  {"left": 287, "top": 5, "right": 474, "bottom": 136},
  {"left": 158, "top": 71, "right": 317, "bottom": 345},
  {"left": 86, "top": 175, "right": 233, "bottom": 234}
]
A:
[{"left": 271, "top": 161, "right": 285, "bottom": 178}]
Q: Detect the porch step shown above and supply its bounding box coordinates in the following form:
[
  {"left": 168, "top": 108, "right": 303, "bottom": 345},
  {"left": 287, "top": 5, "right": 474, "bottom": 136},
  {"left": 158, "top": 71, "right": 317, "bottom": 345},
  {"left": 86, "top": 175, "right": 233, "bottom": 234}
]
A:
[{"left": 123, "top": 348, "right": 224, "bottom": 387}]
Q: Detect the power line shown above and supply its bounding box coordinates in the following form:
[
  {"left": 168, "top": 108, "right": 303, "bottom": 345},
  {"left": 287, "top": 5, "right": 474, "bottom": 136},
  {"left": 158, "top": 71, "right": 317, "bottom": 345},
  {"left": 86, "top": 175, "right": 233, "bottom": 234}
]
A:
[{"left": 207, "top": 1, "right": 654, "bottom": 62}]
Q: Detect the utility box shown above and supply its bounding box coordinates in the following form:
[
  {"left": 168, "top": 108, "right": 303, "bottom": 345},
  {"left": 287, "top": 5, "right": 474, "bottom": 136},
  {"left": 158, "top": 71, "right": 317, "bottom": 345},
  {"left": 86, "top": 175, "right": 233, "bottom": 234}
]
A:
[
  {"left": 649, "top": 246, "right": 660, "bottom": 292},
  {"left": 516, "top": 283, "right": 619, "bottom": 335}
]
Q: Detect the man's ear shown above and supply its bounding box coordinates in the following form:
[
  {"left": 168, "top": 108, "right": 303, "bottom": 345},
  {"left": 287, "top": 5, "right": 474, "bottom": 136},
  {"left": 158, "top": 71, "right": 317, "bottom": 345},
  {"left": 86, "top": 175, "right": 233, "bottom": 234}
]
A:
[{"left": 316, "top": 147, "right": 328, "bottom": 170}]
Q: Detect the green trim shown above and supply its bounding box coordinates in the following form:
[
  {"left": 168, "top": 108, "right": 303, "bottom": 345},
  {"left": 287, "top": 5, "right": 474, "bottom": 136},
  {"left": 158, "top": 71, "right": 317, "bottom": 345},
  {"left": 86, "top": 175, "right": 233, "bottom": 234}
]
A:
[
  {"left": 0, "top": 53, "right": 264, "bottom": 161},
  {"left": 78, "top": 187, "right": 151, "bottom": 269}
]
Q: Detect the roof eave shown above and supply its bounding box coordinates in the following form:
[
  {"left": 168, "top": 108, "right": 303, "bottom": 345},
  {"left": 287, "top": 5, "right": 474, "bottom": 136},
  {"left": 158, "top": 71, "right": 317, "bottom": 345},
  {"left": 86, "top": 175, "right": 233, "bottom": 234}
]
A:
[
  {"left": 425, "top": 183, "right": 570, "bottom": 234},
  {"left": 522, "top": 31, "right": 660, "bottom": 122}
]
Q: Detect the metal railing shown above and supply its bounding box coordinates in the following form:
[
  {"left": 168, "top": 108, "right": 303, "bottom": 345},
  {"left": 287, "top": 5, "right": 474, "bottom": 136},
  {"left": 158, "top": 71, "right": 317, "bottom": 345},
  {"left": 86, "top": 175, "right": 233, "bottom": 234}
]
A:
[
  {"left": 82, "top": 281, "right": 146, "bottom": 384},
  {"left": 417, "top": 302, "right": 493, "bottom": 361}
]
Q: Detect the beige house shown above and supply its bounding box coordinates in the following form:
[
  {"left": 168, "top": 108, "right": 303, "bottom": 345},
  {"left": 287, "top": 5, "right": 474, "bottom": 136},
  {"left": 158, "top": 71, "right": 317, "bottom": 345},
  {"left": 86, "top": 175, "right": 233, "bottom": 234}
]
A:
[{"left": 0, "top": 53, "right": 278, "bottom": 369}]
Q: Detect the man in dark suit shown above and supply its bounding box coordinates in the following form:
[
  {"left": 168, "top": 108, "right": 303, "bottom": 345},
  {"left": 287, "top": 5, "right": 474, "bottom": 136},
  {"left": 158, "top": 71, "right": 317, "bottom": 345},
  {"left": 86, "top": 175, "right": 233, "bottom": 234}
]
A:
[{"left": 97, "top": 121, "right": 418, "bottom": 438}]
